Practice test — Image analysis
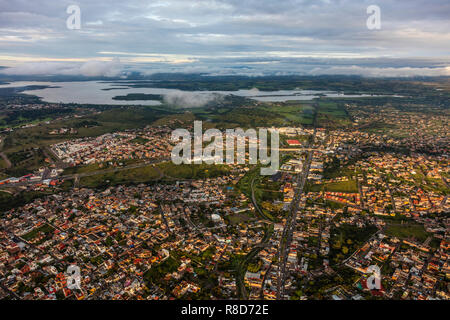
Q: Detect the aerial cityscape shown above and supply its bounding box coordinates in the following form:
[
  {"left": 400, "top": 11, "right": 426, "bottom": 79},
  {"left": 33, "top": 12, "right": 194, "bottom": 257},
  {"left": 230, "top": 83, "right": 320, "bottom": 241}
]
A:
[{"left": 0, "top": 0, "right": 448, "bottom": 306}]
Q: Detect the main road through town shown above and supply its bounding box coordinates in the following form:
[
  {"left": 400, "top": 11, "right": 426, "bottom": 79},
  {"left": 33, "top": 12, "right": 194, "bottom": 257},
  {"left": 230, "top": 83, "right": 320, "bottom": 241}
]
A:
[{"left": 276, "top": 127, "right": 316, "bottom": 300}]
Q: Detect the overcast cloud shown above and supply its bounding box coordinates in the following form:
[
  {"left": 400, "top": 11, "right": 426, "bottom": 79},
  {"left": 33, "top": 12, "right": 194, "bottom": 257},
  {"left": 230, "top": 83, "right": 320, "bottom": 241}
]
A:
[{"left": 0, "top": 0, "right": 449, "bottom": 77}]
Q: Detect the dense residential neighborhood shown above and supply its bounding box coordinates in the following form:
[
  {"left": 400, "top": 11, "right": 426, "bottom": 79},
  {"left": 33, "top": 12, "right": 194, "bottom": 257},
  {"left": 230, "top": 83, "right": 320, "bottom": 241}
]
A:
[{"left": 0, "top": 105, "right": 448, "bottom": 300}]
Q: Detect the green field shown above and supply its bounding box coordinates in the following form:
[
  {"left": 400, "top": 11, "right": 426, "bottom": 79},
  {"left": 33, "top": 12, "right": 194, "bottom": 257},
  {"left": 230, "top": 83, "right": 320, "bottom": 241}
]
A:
[
  {"left": 193, "top": 101, "right": 316, "bottom": 129},
  {"left": 152, "top": 112, "right": 196, "bottom": 128},
  {"left": 63, "top": 159, "right": 144, "bottom": 176},
  {"left": 316, "top": 101, "right": 351, "bottom": 128},
  {"left": 63, "top": 163, "right": 105, "bottom": 175},
  {"left": 130, "top": 136, "right": 150, "bottom": 145},
  {"left": 258, "top": 103, "right": 315, "bottom": 125},
  {"left": 329, "top": 224, "right": 378, "bottom": 265},
  {"left": 236, "top": 166, "right": 283, "bottom": 221},
  {"left": 0, "top": 159, "right": 7, "bottom": 169},
  {"left": 0, "top": 190, "right": 58, "bottom": 213},
  {"left": 158, "top": 162, "right": 231, "bottom": 179},
  {"left": 309, "top": 180, "right": 358, "bottom": 193},
  {"left": 78, "top": 161, "right": 232, "bottom": 188},
  {"left": 79, "top": 165, "right": 161, "bottom": 188},
  {"left": 22, "top": 223, "right": 55, "bottom": 241},
  {"left": 385, "top": 224, "right": 430, "bottom": 242}
]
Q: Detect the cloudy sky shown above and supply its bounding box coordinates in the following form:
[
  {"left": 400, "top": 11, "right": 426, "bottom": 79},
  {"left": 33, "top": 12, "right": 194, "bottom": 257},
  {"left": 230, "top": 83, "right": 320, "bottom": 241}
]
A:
[{"left": 0, "top": 0, "right": 449, "bottom": 77}]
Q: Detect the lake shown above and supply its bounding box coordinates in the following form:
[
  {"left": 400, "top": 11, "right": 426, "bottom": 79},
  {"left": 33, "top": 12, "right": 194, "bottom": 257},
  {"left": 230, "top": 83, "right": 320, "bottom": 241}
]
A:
[{"left": 0, "top": 80, "right": 382, "bottom": 105}]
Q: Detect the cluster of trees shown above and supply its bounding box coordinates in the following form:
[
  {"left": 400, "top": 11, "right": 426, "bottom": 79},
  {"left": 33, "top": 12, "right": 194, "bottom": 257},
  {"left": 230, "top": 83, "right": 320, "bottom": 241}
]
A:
[{"left": 329, "top": 224, "right": 378, "bottom": 265}]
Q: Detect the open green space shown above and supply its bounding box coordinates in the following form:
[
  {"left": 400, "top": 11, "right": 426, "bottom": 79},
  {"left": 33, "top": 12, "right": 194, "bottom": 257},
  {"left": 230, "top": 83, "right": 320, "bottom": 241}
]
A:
[
  {"left": 309, "top": 180, "right": 358, "bottom": 193},
  {"left": 22, "top": 223, "right": 55, "bottom": 241},
  {"left": 258, "top": 103, "right": 315, "bottom": 126},
  {"left": 236, "top": 166, "right": 284, "bottom": 221},
  {"left": 385, "top": 223, "right": 430, "bottom": 242},
  {"left": 0, "top": 190, "right": 56, "bottom": 213},
  {"left": 79, "top": 165, "right": 161, "bottom": 188},
  {"left": 316, "top": 101, "right": 351, "bottom": 128},
  {"left": 144, "top": 256, "right": 180, "bottom": 284},
  {"left": 130, "top": 136, "right": 150, "bottom": 145},
  {"left": 77, "top": 161, "right": 232, "bottom": 188},
  {"left": 158, "top": 162, "right": 231, "bottom": 180},
  {"left": 329, "top": 224, "right": 378, "bottom": 265},
  {"left": 63, "top": 163, "right": 106, "bottom": 175}
]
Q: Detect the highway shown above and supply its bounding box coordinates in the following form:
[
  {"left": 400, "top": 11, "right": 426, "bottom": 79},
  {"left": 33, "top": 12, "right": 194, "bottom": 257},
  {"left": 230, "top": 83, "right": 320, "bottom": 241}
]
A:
[
  {"left": 274, "top": 104, "right": 319, "bottom": 299},
  {"left": 276, "top": 126, "right": 317, "bottom": 300},
  {"left": 250, "top": 177, "right": 273, "bottom": 224},
  {"left": 275, "top": 148, "right": 313, "bottom": 299},
  {"left": 236, "top": 226, "right": 273, "bottom": 299}
]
